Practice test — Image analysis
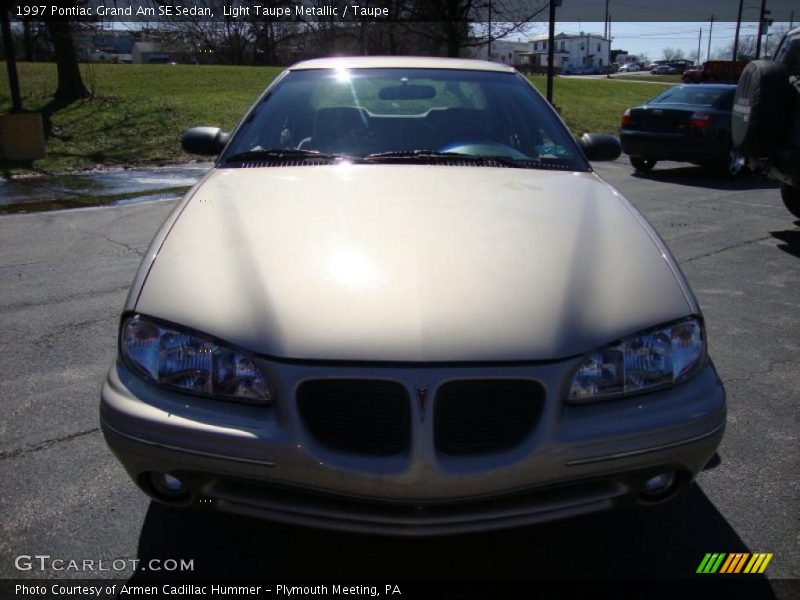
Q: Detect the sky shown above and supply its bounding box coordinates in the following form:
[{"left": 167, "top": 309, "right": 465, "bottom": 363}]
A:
[
  {"left": 503, "top": 20, "right": 795, "bottom": 61},
  {"left": 99, "top": 14, "right": 796, "bottom": 64}
]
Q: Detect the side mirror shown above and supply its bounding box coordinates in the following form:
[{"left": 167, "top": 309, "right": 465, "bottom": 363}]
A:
[
  {"left": 579, "top": 133, "right": 621, "bottom": 162},
  {"left": 181, "top": 126, "right": 230, "bottom": 156}
]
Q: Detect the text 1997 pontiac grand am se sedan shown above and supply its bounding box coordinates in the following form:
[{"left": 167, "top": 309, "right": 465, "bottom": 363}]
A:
[{"left": 100, "top": 57, "right": 726, "bottom": 535}]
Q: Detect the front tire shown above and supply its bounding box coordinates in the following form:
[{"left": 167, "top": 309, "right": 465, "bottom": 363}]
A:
[
  {"left": 631, "top": 157, "right": 656, "bottom": 172},
  {"left": 718, "top": 150, "right": 746, "bottom": 178},
  {"left": 781, "top": 184, "right": 800, "bottom": 219}
]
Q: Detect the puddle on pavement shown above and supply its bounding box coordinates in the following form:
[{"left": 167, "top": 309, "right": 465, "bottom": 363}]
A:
[
  {"left": 0, "top": 163, "right": 212, "bottom": 211},
  {"left": 113, "top": 191, "right": 185, "bottom": 207}
]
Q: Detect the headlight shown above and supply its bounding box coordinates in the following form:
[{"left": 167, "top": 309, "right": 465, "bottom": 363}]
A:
[
  {"left": 568, "top": 318, "right": 705, "bottom": 402},
  {"left": 120, "top": 315, "right": 270, "bottom": 404}
]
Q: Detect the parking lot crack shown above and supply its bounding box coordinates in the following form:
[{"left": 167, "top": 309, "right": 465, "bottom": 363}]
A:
[
  {"left": 34, "top": 315, "right": 115, "bottom": 346},
  {"left": 72, "top": 225, "right": 145, "bottom": 257},
  {"left": 683, "top": 234, "right": 773, "bottom": 263},
  {"left": 0, "top": 260, "right": 47, "bottom": 269},
  {"left": 0, "top": 428, "right": 101, "bottom": 460}
]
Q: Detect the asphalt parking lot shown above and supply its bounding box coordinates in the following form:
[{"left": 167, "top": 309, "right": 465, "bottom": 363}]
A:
[{"left": 0, "top": 160, "right": 797, "bottom": 589}]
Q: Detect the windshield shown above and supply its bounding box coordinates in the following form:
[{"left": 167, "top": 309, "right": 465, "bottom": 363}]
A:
[
  {"left": 222, "top": 68, "right": 588, "bottom": 170},
  {"left": 648, "top": 86, "right": 733, "bottom": 107}
]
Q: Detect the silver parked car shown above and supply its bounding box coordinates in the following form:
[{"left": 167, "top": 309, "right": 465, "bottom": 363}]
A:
[{"left": 101, "top": 57, "right": 725, "bottom": 535}]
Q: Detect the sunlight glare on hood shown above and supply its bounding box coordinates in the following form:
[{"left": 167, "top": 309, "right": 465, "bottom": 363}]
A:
[{"left": 326, "top": 248, "right": 384, "bottom": 290}]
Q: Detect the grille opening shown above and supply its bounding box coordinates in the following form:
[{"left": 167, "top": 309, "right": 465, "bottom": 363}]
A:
[
  {"left": 434, "top": 379, "right": 544, "bottom": 456},
  {"left": 298, "top": 379, "right": 410, "bottom": 456}
]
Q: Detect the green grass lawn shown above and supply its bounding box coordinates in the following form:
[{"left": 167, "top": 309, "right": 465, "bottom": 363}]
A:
[
  {"left": 1, "top": 63, "right": 671, "bottom": 175},
  {"left": 528, "top": 75, "right": 671, "bottom": 135},
  {"left": 611, "top": 73, "right": 684, "bottom": 84},
  {"left": 1, "top": 63, "right": 283, "bottom": 174}
]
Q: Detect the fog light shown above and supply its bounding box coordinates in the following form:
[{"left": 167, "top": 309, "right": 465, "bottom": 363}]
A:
[
  {"left": 642, "top": 471, "right": 676, "bottom": 496},
  {"left": 150, "top": 472, "right": 187, "bottom": 497}
]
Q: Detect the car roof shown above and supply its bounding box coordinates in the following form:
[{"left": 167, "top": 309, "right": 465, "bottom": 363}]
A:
[{"left": 288, "top": 56, "right": 516, "bottom": 73}]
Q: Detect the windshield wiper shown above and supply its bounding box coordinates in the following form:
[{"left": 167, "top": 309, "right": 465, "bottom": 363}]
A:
[
  {"left": 365, "top": 149, "right": 461, "bottom": 160},
  {"left": 223, "top": 149, "right": 350, "bottom": 163},
  {"left": 223, "top": 148, "right": 572, "bottom": 170},
  {"left": 363, "top": 149, "right": 521, "bottom": 167}
]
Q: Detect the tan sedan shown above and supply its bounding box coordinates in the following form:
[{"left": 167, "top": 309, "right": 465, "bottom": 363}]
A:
[{"left": 101, "top": 57, "right": 725, "bottom": 535}]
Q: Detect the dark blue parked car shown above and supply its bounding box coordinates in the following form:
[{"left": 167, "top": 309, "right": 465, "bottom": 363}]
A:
[{"left": 619, "top": 83, "right": 744, "bottom": 176}]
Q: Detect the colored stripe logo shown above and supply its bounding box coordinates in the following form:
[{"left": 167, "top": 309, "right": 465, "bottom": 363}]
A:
[{"left": 697, "top": 553, "right": 773, "bottom": 574}]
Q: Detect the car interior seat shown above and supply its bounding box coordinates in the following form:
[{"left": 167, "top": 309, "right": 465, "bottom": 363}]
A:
[{"left": 312, "top": 106, "right": 372, "bottom": 154}]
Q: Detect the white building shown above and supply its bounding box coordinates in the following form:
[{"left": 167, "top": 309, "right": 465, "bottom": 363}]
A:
[
  {"left": 474, "top": 40, "right": 532, "bottom": 66},
  {"left": 473, "top": 32, "right": 611, "bottom": 73},
  {"left": 73, "top": 30, "right": 135, "bottom": 62},
  {"left": 132, "top": 41, "right": 171, "bottom": 64},
  {"left": 528, "top": 32, "right": 610, "bottom": 72},
  {"left": 614, "top": 52, "right": 641, "bottom": 65}
]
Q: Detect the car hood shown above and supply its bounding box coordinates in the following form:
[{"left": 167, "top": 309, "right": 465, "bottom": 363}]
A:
[{"left": 135, "top": 165, "right": 693, "bottom": 362}]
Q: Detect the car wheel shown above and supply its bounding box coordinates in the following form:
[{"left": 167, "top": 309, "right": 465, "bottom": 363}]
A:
[
  {"left": 720, "top": 151, "right": 746, "bottom": 177},
  {"left": 781, "top": 184, "right": 800, "bottom": 219},
  {"left": 630, "top": 157, "right": 656, "bottom": 172},
  {"left": 732, "top": 60, "right": 793, "bottom": 157}
]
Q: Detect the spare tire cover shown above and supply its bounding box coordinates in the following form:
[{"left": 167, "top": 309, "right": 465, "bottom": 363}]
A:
[{"left": 732, "top": 60, "right": 792, "bottom": 157}]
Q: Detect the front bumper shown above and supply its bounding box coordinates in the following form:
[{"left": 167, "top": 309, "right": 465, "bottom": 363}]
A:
[{"left": 100, "top": 357, "right": 726, "bottom": 535}]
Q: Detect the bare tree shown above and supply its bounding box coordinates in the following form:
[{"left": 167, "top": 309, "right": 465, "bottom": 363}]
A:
[
  {"left": 300, "top": 15, "right": 348, "bottom": 57},
  {"left": 151, "top": 0, "right": 254, "bottom": 64},
  {"left": 661, "top": 47, "right": 685, "bottom": 61},
  {"left": 764, "top": 26, "right": 790, "bottom": 58},
  {"left": 134, "top": 0, "right": 550, "bottom": 64},
  {"left": 7, "top": 18, "right": 50, "bottom": 61},
  {"left": 404, "top": 0, "right": 548, "bottom": 58},
  {"left": 7, "top": 1, "right": 90, "bottom": 101},
  {"left": 720, "top": 26, "right": 789, "bottom": 60},
  {"left": 46, "top": 20, "right": 90, "bottom": 101},
  {"left": 296, "top": 7, "right": 406, "bottom": 59},
  {"left": 249, "top": 3, "right": 300, "bottom": 65}
]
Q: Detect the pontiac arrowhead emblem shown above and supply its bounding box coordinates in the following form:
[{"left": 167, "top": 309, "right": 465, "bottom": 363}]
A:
[{"left": 415, "top": 385, "right": 430, "bottom": 422}]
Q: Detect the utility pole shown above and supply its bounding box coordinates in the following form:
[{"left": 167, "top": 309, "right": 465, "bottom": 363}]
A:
[
  {"left": 696, "top": 27, "right": 702, "bottom": 65},
  {"left": 607, "top": 13, "right": 612, "bottom": 75},
  {"left": 585, "top": 30, "right": 590, "bottom": 76},
  {"left": 604, "top": 0, "right": 609, "bottom": 40},
  {"left": 546, "top": 0, "right": 557, "bottom": 105},
  {"left": 733, "top": 0, "right": 744, "bottom": 61},
  {"left": 707, "top": 15, "right": 714, "bottom": 62},
  {"left": 755, "top": 0, "right": 767, "bottom": 59},
  {"left": 487, "top": 0, "right": 492, "bottom": 61},
  {"left": 789, "top": 10, "right": 794, "bottom": 29}
]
